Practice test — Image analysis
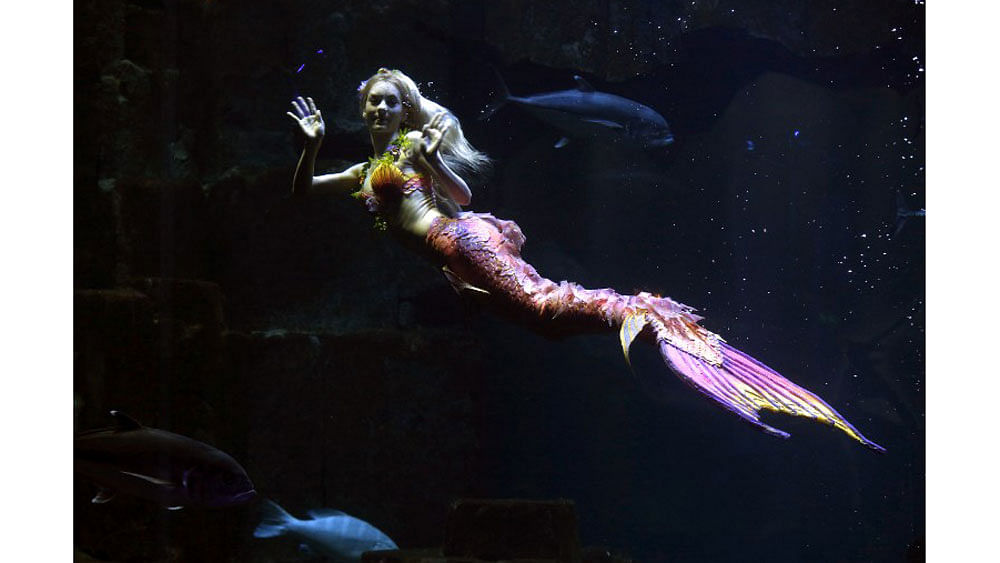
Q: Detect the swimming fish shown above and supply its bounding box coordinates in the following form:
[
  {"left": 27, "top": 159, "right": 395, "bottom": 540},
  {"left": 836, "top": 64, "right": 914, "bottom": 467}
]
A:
[
  {"left": 75, "top": 410, "right": 256, "bottom": 510},
  {"left": 481, "top": 71, "right": 675, "bottom": 149},
  {"left": 254, "top": 498, "right": 398, "bottom": 561}
]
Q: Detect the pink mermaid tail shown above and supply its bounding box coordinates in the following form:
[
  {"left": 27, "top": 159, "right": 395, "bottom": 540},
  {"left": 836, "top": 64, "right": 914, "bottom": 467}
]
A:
[
  {"left": 659, "top": 340, "right": 884, "bottom": 450},
  {"left": 425, "top": 210, "right": 885, "bottom": 452}
]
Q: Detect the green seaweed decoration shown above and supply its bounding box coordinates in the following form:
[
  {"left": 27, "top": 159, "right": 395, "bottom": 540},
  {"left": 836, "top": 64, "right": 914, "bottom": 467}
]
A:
[
  {"left": 357, "top": 128, "right": 412, "bottom": 187},
  {"left": 393, "top": 128, "right": 413, "bottom": 153}
]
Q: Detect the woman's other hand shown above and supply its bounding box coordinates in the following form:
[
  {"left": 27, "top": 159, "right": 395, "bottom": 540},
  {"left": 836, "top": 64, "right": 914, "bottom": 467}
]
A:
[{"left": 287, "top": 96, "right": 325, "bottom": 144}]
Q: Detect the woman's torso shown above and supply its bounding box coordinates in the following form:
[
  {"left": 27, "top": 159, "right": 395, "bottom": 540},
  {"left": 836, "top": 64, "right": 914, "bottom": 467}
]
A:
[{"left": 355, "top": 139, "right": 453, "bottom": 240}]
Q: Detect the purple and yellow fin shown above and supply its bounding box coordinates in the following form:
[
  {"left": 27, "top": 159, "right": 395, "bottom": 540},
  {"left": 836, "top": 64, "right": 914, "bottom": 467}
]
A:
[
  {"left": 619, "top": 311, "right": 649, "bottom": 367},
  {"left": 659, "top": 315, "right": 725, "bottom": 365},
  {"left": 658, "top": 341, "right": 885, "bottom": 452}
]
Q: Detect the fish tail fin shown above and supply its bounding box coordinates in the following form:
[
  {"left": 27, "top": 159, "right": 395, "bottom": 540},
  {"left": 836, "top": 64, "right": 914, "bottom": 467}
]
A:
[
  {"left": 254, "top": 499, "right": 295, "bottom": 538},
  {"left": 894, "top": 190, "right": 907, "bottom": 236},
  {"left": 894, "top": 215, "right": 908, "bottom": 237},
  {"left": 480, "top": 66, "right": 511, "bottom": 120},
  {"left": 655, "top": 334, "right": 885, "bottom": 452}
]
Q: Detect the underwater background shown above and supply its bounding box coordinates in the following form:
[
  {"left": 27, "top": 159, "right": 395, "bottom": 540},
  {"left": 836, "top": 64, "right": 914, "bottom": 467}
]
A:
[{"left": 74, "top": 1, "right": 924, "bottom": 561}]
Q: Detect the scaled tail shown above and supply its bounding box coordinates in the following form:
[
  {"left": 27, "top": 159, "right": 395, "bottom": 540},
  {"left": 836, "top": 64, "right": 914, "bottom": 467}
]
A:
[
  {"left": 480, "top": 67, "right": 511, "bottom": 121},
  {"left": 254, "top": 499, "right": 295, "bottom": 538},
  {"left": 657, "top": 337, "right": 885, "bottom": 452},
  {"left": 424, "top": 211, "right": 882, "bottom": 451}
]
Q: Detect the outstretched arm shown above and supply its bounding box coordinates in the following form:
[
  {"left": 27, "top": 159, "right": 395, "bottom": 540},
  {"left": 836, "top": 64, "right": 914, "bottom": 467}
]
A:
[
  {"left": 411, "top": 112, "right": 472, "bottom": 205},
  {"left": 287, "top": 96, "right": 363, "bottom": 197}
]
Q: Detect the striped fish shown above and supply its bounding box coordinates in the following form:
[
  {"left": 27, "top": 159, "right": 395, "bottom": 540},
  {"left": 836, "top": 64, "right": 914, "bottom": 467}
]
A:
[{"left": 255, "top": 499, "right": 398, "bottom": 561}]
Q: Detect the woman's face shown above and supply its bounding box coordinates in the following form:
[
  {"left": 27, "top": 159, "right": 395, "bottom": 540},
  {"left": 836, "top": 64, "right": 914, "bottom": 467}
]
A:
[{"left": 364, "top": 81, "right": 405, "bottom": 135}]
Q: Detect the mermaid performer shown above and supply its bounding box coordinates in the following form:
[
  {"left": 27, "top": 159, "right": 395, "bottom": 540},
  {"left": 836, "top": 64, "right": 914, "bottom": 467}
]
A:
[{"left": 286, "top": 68, "right": 884, "bottom": 452}]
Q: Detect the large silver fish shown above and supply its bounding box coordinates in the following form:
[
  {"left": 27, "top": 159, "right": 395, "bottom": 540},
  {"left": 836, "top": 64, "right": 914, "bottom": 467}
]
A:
[
  {"left": 75, "top": 410, "right": 256, "bottom": 509},
  {"left": 482, "top": 72, "right": 675, "bottom": 149},
  {"left": 254, "top": 499, "right": 398, "bottom": 562}
]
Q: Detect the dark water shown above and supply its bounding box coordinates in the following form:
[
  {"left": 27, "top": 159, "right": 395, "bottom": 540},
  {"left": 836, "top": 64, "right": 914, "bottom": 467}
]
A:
[{"left": 74, "top": 2, "right": 924, "bottom": 562}]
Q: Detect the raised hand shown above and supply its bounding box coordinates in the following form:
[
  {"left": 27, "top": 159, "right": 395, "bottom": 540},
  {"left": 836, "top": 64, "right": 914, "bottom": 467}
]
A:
[
  {"left": 287, "top": 96, "right": 325, "bottom": 143},
  {"left": 420, "top": 111, "right": 452, "bottom": 158}
]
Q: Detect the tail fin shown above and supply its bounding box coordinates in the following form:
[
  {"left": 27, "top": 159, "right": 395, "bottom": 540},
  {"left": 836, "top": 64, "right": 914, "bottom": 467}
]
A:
[
  {"left": 254, "top": 499, "right": 295, "bottom": 538},
  {"left": 894, "top": 190, "right": 908, "bottom": 237},
  {"left": 658, "top": 340, "right": 885, "bottom": 452},
  {"left": 894, "top": 216, "right": 908, "bottom": 238},
  {"left": 480, "top": 66, "right": 511, "bottom": 121}
]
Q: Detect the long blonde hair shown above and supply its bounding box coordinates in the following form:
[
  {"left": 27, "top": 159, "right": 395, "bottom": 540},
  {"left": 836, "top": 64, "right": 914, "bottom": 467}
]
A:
[{"left": 357, "top": 68, "right": 491, "bottom": 181}]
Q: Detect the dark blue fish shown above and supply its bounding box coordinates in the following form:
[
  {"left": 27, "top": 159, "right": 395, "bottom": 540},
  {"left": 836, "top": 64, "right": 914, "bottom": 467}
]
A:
[
  {"left": 75, "top": 411, "right": 256, "bottom": 510},
  {"left": 482, "top": 71, "right": 674, "bottom": 149}
]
